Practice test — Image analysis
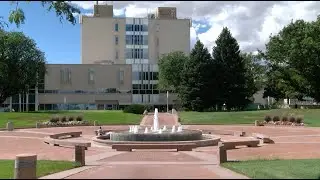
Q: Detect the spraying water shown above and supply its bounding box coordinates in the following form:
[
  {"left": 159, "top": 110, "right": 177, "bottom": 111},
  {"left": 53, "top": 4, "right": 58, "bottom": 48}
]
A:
[{"left": 153, "top": 108, "right": 159, "bottom": 131}]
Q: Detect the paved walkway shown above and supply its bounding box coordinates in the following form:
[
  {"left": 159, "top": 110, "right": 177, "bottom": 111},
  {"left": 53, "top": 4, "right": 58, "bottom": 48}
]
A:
[
  {"left": 2, "top": 113, "right": 320, "bottom": 178},
  {"left": 140, "top": 113, "right": 179, "bottom": 126}
]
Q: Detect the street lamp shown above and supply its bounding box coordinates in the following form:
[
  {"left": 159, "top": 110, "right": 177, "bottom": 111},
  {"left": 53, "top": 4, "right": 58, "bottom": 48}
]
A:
[{"left": 167, "top": 91, "right": 169, "bottom": 113}]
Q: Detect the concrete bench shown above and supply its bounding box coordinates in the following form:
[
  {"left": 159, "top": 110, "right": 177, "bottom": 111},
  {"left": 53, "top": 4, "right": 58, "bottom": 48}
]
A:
[
  {"left": 49, "top": 131, "right": 82, "bottom": 139},
  {"left": 221, "top": 139, "right": 260, "bottom": 150},
  {"left": 44, "top": 137, "right": 91, "bottom": 166},
  {"left": 252, "top": 133, "right": 274, "bottom": 144},
  {"left": 217, "top": 140, "right": 260, "bottom": 164},
  {"left": 201, "top": 129, "right": 246, "bottom": 137},
  {"left": 112, "top": 143, "right": 197, "bottom": 152}
]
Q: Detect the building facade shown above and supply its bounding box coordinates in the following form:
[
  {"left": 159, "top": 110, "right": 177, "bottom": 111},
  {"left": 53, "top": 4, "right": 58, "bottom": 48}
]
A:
[{"left": 2, "top": 4, "right": 191, "bottom": 111}]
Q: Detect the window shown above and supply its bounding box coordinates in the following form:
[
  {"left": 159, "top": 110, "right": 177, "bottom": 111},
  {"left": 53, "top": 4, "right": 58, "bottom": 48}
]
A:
[
  {"left": 115, "top": 50, "right": 119, "bottom": 60},
  {"left": 115, "top": 36, "right": 119, "bottom": 45},
  {"left": 60, "top": 68, "right": 71, "bottom": 84},
  {"left": 67, "top": 68, "right": 72, "bottom": 84},
  {"left": 115, "top": 23, "right": 119, "bottom": 32},
  {"left": 143, "top": 49, "right": 148, "bottom": 59},
  {"left": 119, "top": 70, "right": 124, "bottom": 84},
  {"left": 88, "top": 68, "right": 95, "bottom": 84},
  {"left": 60, "top": 69, "right": 64, "bottom": 84}
]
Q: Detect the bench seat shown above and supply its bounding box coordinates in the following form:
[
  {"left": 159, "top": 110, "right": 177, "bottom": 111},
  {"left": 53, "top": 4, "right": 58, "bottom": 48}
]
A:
[
  {"left": 49, "top": 131, "right": 82, "bottom": 139},
  {"left": 221, "top": 139, "right": 260, "bottom": 149}
]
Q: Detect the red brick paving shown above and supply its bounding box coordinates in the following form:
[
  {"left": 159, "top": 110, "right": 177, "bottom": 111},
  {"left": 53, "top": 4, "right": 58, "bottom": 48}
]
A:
[
  {"left": 66, "top": 164, "right": 220, "bottom": 179},
  {"left": 1, "top": 113, "right": 320, "bottom": 179},
  {"left": 99, "top": 151, "right": 202, "bottom": 162}
]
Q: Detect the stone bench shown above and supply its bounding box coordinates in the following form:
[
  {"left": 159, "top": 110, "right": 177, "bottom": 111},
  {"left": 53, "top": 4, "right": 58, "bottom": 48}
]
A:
[
  {"left": 201, "top": 129, "right": 246, "bottom": 137},
  {"left": 112, "top": 143, "right": 197, "bottom": 152},
  {"left": 49, "top": 131, "right": 82, "bottom": 139},
  {"left": 44, "top": 137, "right": 91, "bottom": 166},
  {"left": 251, "top": 133, "right": 274, "bottom": 144},
  {"left": 221, "top": 139, "right": 260, "bottom": 150},
  {"left": 217, "top": 140, "right": 260, "bottom": 164}
]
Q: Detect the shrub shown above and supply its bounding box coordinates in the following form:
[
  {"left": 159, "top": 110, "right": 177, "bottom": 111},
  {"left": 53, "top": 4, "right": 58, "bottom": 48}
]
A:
[
  {"left": 282, "top": 116, "right": 288, "bottom": 122},
  {"left": 289, "top": 116, "right": 296, "bottom": 123},
  {"left": 264, "top": 115, "right": 272, "bottom": 122},
  {"left": 144, "top": 105, "right": 153, "bottom": 112},
  {"left": 76, "top": 116, "right": 83, "bottom": 121},
  {"left": 296, "top": 116, "right": 303, "bottom": 123},
  {"left": 273, "top": 116, "right": 280, "bottom": 122},
  {"left": 123, "top": 104, "right": 145, "bottom": 114},
  {"left": 68, "top": 116, "right": 74, "bottom": 121},
  {"left": 60, "top": 116, "right": 67, "bottom": 122},
  {"left": 49, "top": 117, "right": 59, "bottom": 123}
]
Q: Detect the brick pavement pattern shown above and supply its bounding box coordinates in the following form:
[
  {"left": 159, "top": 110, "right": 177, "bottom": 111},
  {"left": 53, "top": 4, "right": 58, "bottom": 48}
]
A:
[{"left": 1, "top": 113, "right": 320, "bottom": 178}]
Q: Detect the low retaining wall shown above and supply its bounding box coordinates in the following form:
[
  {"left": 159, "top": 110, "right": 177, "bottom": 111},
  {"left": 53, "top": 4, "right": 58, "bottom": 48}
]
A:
[{"left": 92, "top": 134, "right": 220, "bottom": 147}]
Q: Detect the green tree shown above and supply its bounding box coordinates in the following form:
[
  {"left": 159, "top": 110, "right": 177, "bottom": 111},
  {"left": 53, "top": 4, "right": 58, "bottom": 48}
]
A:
[
  {"left": 158, "top": 51, "right": 188, "bottom": 92},
  {"left": 179, "top": 40, "right": 216, "bottom": 111},
  {"left": 212, "top": 27, "right": 255, "bottom": 110},
  {"left": 241, "top": 52, "right": 267, "bottom": 91},
  {"left": 1, "top": 1, "right": 80, "bottom": 28},
  {"left": 0, "top": 30, "right": 46, "bottom": 104},
  {"left": 262, "top": 16, "right": 320, "bottom": 101}
]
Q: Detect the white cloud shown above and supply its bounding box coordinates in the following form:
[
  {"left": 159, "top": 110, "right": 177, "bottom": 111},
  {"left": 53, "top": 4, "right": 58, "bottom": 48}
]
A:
[
  {"left": 190, "top": 27, "right": 197, "bottom": 49},
  {"left": 70, "top": 1, "right": 320, "bottom": 53}
]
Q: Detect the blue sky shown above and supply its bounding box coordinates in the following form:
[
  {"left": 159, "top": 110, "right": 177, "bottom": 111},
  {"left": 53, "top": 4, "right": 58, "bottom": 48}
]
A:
[{"left": 0, "top": 2, "right": 88, "bottom": 64}]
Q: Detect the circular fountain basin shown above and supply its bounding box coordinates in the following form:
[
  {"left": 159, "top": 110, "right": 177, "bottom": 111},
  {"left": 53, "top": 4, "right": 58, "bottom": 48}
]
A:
[
  {"left": 110, "top": 129, "right": 202, "bottom": 142},
  {"left": 92, "top": 129, "right": 221, "bottom": 147}
]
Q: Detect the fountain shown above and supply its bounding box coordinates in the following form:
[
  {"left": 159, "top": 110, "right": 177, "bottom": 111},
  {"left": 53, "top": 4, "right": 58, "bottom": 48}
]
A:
[
  {"left": 144, "top": 127, "right": 149, "bottom": 133},
  {"left": 93, "top": 108, "right": 221, "bottom": 147},
  {"left": 153, "top": 108, "right": 159, "bottom": 132}
]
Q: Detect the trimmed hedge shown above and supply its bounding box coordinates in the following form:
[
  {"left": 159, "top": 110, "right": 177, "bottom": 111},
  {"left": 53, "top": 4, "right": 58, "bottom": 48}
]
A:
[{"left": 123, "top": 104, "right": 146, "bottom": 114}]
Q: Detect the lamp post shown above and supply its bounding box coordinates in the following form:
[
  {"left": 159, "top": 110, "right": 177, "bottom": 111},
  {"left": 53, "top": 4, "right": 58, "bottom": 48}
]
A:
[{"left": 166, "top": 91, "right": 169, "bottom": 113}]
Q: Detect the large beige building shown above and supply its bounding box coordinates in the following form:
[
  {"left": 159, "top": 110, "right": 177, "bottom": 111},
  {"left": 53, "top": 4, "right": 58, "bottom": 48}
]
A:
[{"left": 2, "top": 4, "right": 191, "bottom": 111}]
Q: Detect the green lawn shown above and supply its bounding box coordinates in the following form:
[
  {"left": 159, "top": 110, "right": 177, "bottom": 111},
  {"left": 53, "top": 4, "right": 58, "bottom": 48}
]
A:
[
  {"left": 179, "top": 109, "right": 320, "bottom": 127},
  {"left": 0, "top": 160, "right": 75, "bottom": 179},
  {"left": 0, "top": 110, "right": 142, "bottom": 129},
  {"left": 222, "top": 159, "right": 320, "bottom": 179}
]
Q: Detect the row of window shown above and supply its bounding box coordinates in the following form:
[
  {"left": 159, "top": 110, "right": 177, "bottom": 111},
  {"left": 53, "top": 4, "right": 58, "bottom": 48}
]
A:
[
  {"left": 132, "top": 84, "right": 158, "bottom": 90},
  {"left": 39, "top": 88, "right": 131, "bottom": 94},
  {"left": 132, "top": 72, "right": 159, "bottom": 81},
  {"left": 125, "top": 48, "right": 149, "bottom": 59},
  {"left": 125, "top": 35, "right": 148, "bottom": 45},
  {"left": 126, "top": 24, "right": 148, "bottom": 32},
  {"left": 132, "top": 89, "right": 160, "bottom": 94},
  {"left": 59, "top": 69, "right": 125, "bottom": 85}
]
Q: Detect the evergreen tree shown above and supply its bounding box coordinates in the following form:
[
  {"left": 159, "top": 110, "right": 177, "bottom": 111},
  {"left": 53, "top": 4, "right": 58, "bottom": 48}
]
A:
[
  {"left": 212, "top": 27, "right": 254, "bottom": 110},
  {"left": 179, "top": 40, "right": 216, "bottom": 111}
]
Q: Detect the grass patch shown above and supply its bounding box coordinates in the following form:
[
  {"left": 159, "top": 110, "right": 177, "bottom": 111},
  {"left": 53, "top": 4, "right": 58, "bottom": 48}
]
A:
[
  {"left": 179, "top": 109, "right": 320, "bottom": 127},
  {"left": 222, "top": 159, "right": 320, "bottom": 179},
  {"left": 0, "top": 160, "right": 75, "bottom": 178},
  {"left": 0, "top": 110, "right": 142, "bottom": 128}
]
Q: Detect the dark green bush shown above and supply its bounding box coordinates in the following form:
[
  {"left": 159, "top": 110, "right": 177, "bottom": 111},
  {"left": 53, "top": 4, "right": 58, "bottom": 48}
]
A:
[
  {"left": 282, "top": 116, "right": 288, "bottom": 122},
  {"left": 296, "top": 116, "right": 303, "bottom": 123},
  {"left": 76, "top": 116, "right": 83, "bottom": 121},
  {"left": 264, "top": 115, "right": 272, "bottom": 122},
  {"left": 289, "top": 116, "right": 296, "bottom": 123},
  {"left": 60, "top": 116, "right": 67, "bottom": 122},
  {"left": 273, "top": 116, "right": 280, "bottom": 122},
  {"left": 123, "top": 104, "right": 145, "bottom": 114},
  {"left": 49, "top": 117, "right": 59, "bottom": 123},
  {"left": 68, "top": 116, "right": 74, "bottom": 121}
]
